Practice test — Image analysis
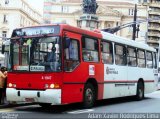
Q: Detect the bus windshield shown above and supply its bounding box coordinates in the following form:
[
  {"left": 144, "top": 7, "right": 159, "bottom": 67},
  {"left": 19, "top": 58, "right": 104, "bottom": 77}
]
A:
[{"left": 11, "top": 36, "right": 61, "bottom": 72}]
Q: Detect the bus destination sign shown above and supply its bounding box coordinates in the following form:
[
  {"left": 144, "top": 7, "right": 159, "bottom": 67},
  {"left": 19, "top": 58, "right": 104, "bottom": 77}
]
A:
[{"left": 12, "top": 26, "right": 60, "bottom": 37}]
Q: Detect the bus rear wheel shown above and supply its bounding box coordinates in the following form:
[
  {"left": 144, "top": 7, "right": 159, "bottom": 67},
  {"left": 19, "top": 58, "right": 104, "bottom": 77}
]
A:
[
  {"left": 39, "top": 103, "right": 52, "bottom": 108},
  {"left": 136, "top": 81, "right": 144, "bottom": 101},
  {"left": 83, "top": 83, "right": 96, "bottom": 108}
]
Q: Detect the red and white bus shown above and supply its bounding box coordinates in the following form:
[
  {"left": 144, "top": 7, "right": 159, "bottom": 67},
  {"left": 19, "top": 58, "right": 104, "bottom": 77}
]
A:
[{"left": 5, "top": 24, "right": 157, "bottom": 108}]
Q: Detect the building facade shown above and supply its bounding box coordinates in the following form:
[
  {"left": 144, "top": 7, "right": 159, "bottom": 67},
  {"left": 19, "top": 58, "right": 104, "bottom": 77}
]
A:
[
  {"left": 0, "top": 0, "right": 42, "bottom": 40},
  {"left": 141, "top": 0, "right": 160, "bottom": 48},
  {"left": 44, "top": 0, "right": 147, "bottom": 42}
]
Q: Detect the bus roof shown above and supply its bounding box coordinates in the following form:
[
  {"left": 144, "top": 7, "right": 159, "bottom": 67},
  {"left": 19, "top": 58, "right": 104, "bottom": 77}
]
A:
[
  {"left": 60, "top": 24, "right": 102, "bottom": 39},
  {"left": 101, "top": 31, "right": 156, "bottom": 52}
]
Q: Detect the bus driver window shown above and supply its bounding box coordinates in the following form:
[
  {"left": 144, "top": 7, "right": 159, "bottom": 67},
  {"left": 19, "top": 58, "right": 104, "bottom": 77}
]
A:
[{"left": 63, "top": 33, "right": 80, "bottom": 71}]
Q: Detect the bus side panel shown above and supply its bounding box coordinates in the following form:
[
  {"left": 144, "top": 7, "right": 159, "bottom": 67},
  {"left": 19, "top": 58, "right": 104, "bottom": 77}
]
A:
[
  {"left": 62, "top": 62, "right": 104, "bottom": 104},
  {"left": 89, "top": 62, "right": 104, "bottom": 100},
  {"left": 127, "top": 67, "right": 139, "bottom": 96},
  {"left": 61, "top": 31, "right": 84, "bottom": 104},
  {"left": 62, "top": 63, "right": 87, "bottom": 104},
  {"left": 103, "top": 64, "right": 128, "bottom": 99},
  {"left": 143, "top": 68, "right": 156, "bottom": 93},
  {"left": 61, "top": 30, "right": 104, "bottom": 104},
  {"left": 128, "top": 67, "right": 156, "bottom": 96}
]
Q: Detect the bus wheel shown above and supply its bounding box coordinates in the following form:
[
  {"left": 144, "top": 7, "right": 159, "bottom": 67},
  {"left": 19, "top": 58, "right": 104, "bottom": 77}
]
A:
[
  {"left": 136, "top": 81, "right": 144, "bottom": 101},
  {"left": 39, "top": 103, "right": 52, "bottom": 108},
  {"left": 83, "top": 83, "right": 96, "bottom": 108}
]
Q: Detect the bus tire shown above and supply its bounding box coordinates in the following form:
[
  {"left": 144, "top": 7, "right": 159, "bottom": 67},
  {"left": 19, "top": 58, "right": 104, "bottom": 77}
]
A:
[
  {"left": 39, "top": 103, "right": 52, "bottom": 108},
  {"left": 83, "top": 83, "right": 96, "bottom": 108},
  {"left": 136, "top": 81, "right": 144, "bottom": 101}
]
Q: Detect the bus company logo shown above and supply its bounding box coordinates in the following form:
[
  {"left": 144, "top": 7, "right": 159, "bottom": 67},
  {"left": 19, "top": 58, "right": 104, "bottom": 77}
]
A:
[
  {"left": 106, "top": 67, "right": 109, "bottom": 74},
  {"left": 106, "top": 67, "right": 118, "bottom": 74},
  {"left": 89, "top": 65, "right": 95, "bottom": 75},
  {"left": 89, "top": 67, "right": 95, "bottom": 71}
]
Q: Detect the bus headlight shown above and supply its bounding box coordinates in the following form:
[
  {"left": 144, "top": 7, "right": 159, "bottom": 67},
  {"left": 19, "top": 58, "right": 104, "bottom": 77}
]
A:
[
  {"left": 50, "top": 84, "right": 55, "bottom": 88},
  {"left": 8, "top": 83, "right": 12, "bottom": 87},
  {"left": 45, "top": 84, "right": 60, "bottom": 89},
  {"left": 13, "top": 84, "right": 16, "bottom": 88},
  {"left": 8, "top": 83, "right": 16, "bottom": 88},
  {"left": 50, "top": 84, "right": 60, "bottom": 89}
]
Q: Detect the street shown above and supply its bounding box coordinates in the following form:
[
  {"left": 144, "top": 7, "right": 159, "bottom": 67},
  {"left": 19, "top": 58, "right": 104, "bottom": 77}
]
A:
[{"left": 0, "top": 90, "right": 160, "bottom": 119}]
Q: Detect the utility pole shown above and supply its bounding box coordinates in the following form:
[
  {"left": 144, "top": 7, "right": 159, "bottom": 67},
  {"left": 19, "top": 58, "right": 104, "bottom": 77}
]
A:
[{"left": 132, "top": 4, "right": 137, "bottom": 40}]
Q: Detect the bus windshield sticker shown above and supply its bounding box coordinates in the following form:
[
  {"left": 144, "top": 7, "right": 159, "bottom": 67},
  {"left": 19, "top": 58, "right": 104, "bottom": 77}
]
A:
[
  {"left": 30, "top": 66, "right": 45, "bottom": 71},
  {"left": 14, "top": 66, "right": 29, "bottom": 71},
  {"left": 89, "top": 65, "right": 95, "bottom": 75}
]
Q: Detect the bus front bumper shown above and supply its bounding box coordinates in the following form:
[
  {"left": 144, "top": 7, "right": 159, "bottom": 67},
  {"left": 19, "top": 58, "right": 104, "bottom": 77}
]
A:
[{"left": 6, "top": 88, "right": 61, "bottom": 105}]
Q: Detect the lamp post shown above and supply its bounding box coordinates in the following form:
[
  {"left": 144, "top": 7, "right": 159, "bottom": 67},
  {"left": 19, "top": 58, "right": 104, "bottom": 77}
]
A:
[{"left": 132, "top": 4, "right": 137, "bottom": 41}]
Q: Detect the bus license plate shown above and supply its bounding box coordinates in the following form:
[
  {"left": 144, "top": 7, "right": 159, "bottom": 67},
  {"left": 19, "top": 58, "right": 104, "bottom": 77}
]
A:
[{"left": 25, "top": 98, "right": 35, "bottom": 102}]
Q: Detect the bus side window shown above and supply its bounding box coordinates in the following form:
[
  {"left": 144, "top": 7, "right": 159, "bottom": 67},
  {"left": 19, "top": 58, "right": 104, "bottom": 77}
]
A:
[
  {"left": 64, "top": 38, "right": 80, "bottom": 71},
  {"left": 127, "top": 47, "right": 137, "bottom": 67},
  {"left": 137, "top": 49, "right": 146, "bottom": 68},
  {"left": 101, "top": 41, "right": 113, "bottom": 64},
  {"left": 153, "top": 52, "right": 157, "bottom": 69},
  {"left": 115, "top": 44, "right": 127, "bottom": 65},
  {"left": 146, "top": 51, "right": 153, "bottom": 68},
  {"left": 82, "top": 37, "right": 99, "bottom": 62}
]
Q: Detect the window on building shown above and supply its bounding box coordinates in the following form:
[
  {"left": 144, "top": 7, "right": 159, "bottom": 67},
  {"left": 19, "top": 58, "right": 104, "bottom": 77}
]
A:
[
  {"left": 61, "top": 6, "right": 69, "bottom": 13},
  {"left": 82, "top": 37, "right": 99, "bottom": 62},
  {"left": 44, "top": 20, "right": 51, "bottom": 24},
  {"left": 101, "top": 41, "right": 113, "bottom": 64},
  {"left": 106, "top": 23, "right": 111, "bottom": 28},
  {"left": 146, "top": 51, "right": 153, "bottom": 68},
  {"left": 116, "top": 22, "right": 119, "bottom": 26},
  {"left": 138, "top": 0, "right": 141, "bottom": 3},
  {"left": 127, "top": 47, "right": 137, "bottom": 66},
  {"left": 2, "top": 31, "right": 7, "bottom": 39},
  {"left": 77, "top": 20, "right": 82, "bottom": 28},
  {"left": 129, "top": 9, "right": 134, "bottom": 16},
  {"left": 137, "top": 49, "right": 146, "bottom": 68},
  {"left": 5, "top": 0, "right": 9, "bottom": 4},
  {"left": 115, "top": 44, "right": 127, "bottom": 65},
  {"left": 143, "top": 0, "right": 148, "bottom": 3},
  {"left": 3, "top": 14, "right": 8, "bottom": 23},
  {"left": 128, "top": 25, "right": 133, "bottom": 33}
]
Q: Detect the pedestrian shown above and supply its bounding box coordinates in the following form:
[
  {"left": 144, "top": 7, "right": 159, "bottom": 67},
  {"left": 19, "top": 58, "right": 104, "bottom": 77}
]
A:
[{"left": 0, "top": 67, "right": 7, "bottom": 105}]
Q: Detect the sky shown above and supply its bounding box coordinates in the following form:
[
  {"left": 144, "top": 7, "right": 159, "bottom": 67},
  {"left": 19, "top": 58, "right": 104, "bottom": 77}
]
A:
[{"left": 26, "top": 0, "right": 44, "bottom": 15}]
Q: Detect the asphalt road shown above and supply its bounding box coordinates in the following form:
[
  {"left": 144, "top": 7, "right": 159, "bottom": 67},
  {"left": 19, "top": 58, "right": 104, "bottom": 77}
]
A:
[{"left": 0, "top": 91, "right": 160, "bottom": 119}]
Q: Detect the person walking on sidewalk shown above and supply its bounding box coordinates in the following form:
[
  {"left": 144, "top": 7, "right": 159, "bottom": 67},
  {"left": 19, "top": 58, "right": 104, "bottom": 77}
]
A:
[{"left": 0, "top": 67, "right": 7, "bottom": 105}]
